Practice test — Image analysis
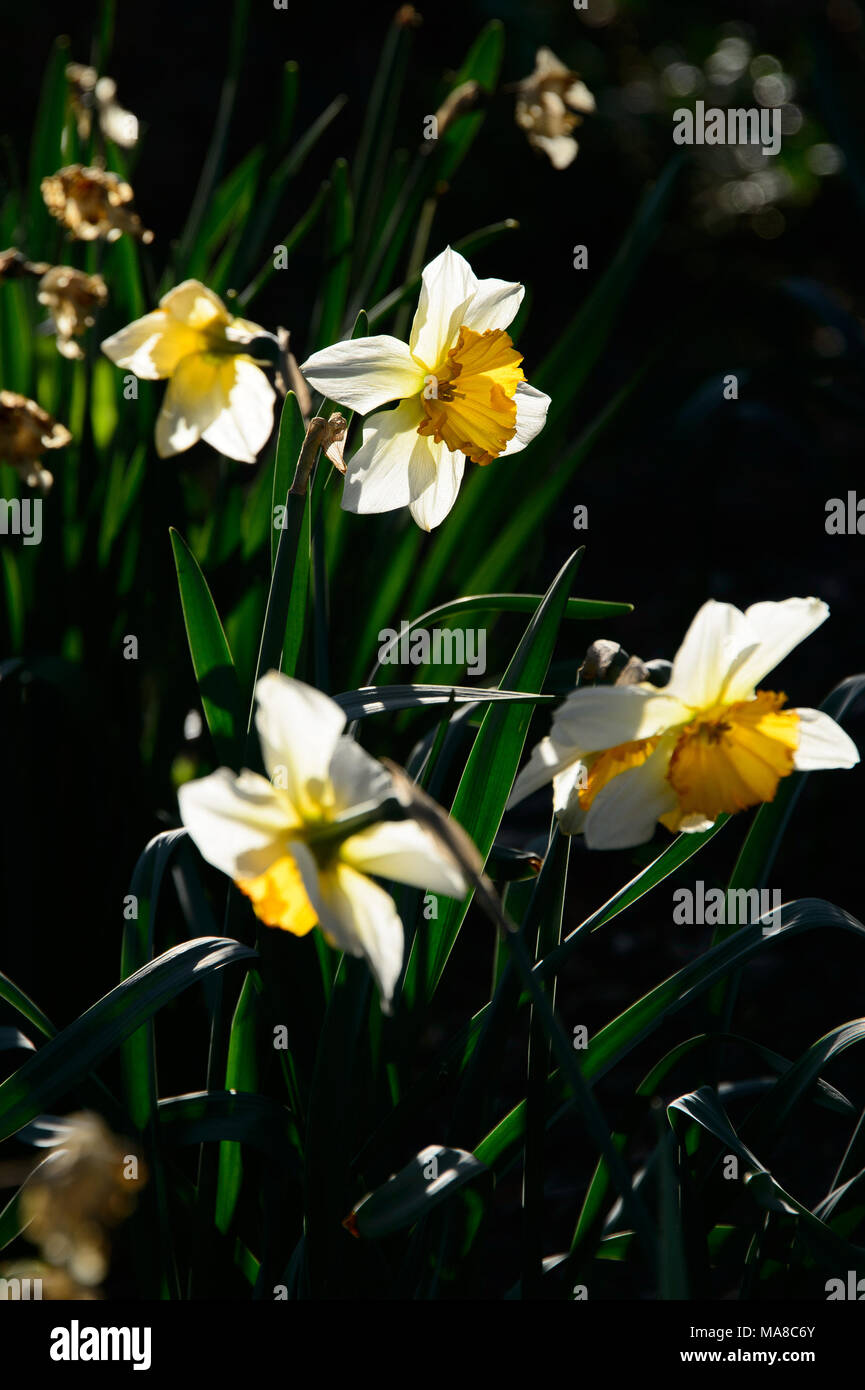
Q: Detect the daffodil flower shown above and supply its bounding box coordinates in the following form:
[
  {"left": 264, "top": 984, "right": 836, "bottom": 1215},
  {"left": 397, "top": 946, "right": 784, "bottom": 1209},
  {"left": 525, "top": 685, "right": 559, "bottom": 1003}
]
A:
[
  {"left": 178, "top": 673, "right": 468, "bottom": 1009},
  {"left": 299, "top": 247, "right": 550, "bottom": 530},
  {"left": 101, "top": 280, "right": 276, "bottom": 462},
  {"left": 508, "top": 598, "right": 859, "bottom": 849}
]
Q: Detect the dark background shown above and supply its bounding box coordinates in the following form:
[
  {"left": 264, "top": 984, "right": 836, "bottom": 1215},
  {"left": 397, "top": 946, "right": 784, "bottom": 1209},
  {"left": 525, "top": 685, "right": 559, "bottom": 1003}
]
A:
[{"left": 2, "top": 0, "right": 865, "bottom": 1293}]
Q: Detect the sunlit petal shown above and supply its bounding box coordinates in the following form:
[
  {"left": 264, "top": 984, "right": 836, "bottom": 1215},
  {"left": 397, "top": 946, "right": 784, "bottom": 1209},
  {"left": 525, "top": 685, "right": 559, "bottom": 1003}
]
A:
[{"left": 301, "top": 335, "right": 425, "bottom": 413}]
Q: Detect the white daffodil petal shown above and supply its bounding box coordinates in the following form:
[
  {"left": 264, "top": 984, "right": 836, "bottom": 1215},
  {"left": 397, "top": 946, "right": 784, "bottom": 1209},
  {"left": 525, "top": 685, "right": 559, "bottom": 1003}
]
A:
[
  {"left": 721, "top": 598, "right": 830, "bottom": 702},
  {"left": 155, "top": 352, "right": 225, "bottom": 457},
  {"left": 254, "top": 672, "right": 346, "bottom": 814},
  {"left": 502, "top": 382, "right": 551, "bottom": 456},
  {"left": 178, "top": 767, "right": 293, "bottom": 879},
  {"left": 464, "top": 276, "right": 525, "bottom": 334},
  {"left": 159, "top": 279, "right": 230, "bottom": 330},
  {"left": 300, "top": 335, "right": 425, "bottom": 414},
  {"left": 553, "top": 759, "right": 588, "bottom": 835},
  {"left": 533, "top": 133, "right": 579, "bottom": 169},
  {"left": 583, "top": 744, "right": 678, "bottom": 850},
  {"left": 507, "top": 737, "right": 565, "bottom": 808},
  {"left": 101, "top": 311, "right": 199, "bottom": 380},
  {"left": 409, "top": 246, "right": 478, "bottom": 369},
  {"left": 342, "top": 818, "right": 467, "bottom": 898},
  {"left": 551, "top": 685, "right": 689, "bottom": 755},
  {"left": 327, "top": 736, "right": 393, "bottom": 814},
  {"left": 342, "top": 398, "right": 426, "bottom": 514},
  {"left": 303, "top": 856, "right": 405, "bottom": 1012},
  {"left": 407, "top": 435, "right": 466, "bottom": 532},
  {"left": 792, "top": 707, "right": 860, "bottom": 770},
  {"left": 679, "top": 813, "right": 717, "bottom": 834},
  {"left": 665, "top": 600, "right": 751, "bottom": 709},
  {"left": 200, "top": 357, "right": 276, "bottom": 463}
]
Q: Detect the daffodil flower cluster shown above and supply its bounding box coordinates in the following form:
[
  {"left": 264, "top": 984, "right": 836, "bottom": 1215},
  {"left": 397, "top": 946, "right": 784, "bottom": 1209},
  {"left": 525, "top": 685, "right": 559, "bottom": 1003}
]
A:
[
  {"left": 99, "top": 247, "right": 549, "bottom": 527},
  {"left": 7, "top": 225, "right": 853, "bottom": 1011}
]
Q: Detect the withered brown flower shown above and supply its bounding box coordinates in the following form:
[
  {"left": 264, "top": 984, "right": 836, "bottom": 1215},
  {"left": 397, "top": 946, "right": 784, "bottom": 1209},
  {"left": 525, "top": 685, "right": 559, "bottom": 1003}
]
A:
[
  {"left": 66, "top": 63, "right": 139, "bottom": 149},
  {"left": 0, "top": 1259, "right": 100, "bottom": 1300},
  {"left": 38, "top": 266, "right": 109, "bottom": 359},
  {"left": 41, "top": 164, "right": 153, "bottom": 244},
  {"left": 0, "top": 247, "right": 49, "bottom": 281},
  {"left": 0, "top": 390, "right": 72, "bottom": 491},
  {"left": 19, "top": 1112, "right": 146, "bottom": 1289},
  {"left": 515, "top": 48, "right": 595, "bottom": 170}
]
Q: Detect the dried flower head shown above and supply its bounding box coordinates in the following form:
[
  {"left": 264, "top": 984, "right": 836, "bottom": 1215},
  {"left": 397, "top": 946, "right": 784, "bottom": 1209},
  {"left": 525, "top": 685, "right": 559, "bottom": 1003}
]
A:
[
  {"left": 0, "top": 1259, "right": 100, "bottom": 1300},
  {"left": 0, "top": 391, "right": 71, "bottom": 491},
  {"left": 41, "top": 165, "right": 153, "bottom": 244},
  {"left": 395, "top": 4, "right": 422, "bottom": 28},
  {"left": 433, "top": 80, "right": 483, "bottom": 139},
  {"left": 38, "top": 266, "right": 109, "bottom": 360},
  {"left": 19, "top": 1113, "right": 146, "bottom": 1289},
  {"left": 66, "top": 63, "right": 139, "bottom": 148},
  {"left": 515, "top": 47, "right": 595, "bottom": 170},
  {"left": 0, "top": 247, "right": 49, "bottom": 281}
]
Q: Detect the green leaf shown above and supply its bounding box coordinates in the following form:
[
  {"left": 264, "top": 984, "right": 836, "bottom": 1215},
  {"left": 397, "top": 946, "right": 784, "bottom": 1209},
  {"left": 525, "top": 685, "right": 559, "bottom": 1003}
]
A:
[
  {"left": 103, "top": 232, "right": 146, "bottom": 321},
  {"left": 365, "top": 593, "right": 632, "bottom": 688},
  {"left": 555, "top": 819, "right": 730, "bottom": 957},
  {"left": 337, "top": 684, "right": 551, "bottom": 720},
  {"left": 436, "top": 21, "right": 504, "bottom": 177},
  {"left": 476, "top": 899, "right": 865, "bottom": 1174},
  {"left": 215, "top": 974, "right": 261, "bottom": 1234},
  {"left": 27, "top": 37, "right": 71, "bottom": 259},
  {"left": 657, "top": 1126, "right": 689, "bottom": 1299},
  {"left": 460, "top": 372, "right": 649, "bottom": 598},
  {"left": 170, "top": 0, "right": 251, "bottom": 283},
  {"left": 744, "top": 1019, "right": 865, "bottom": 1152},
  {"left": 120, "top": 830, "right": 188, "bottom": 1131},
  {"left": 170, "top": 528, "right": 244, "bottom": 767},
  {"left": 232, "top": 93, "right": 347, "bottom": 292},
  {"left": 351, "top": 1146, "right": 486, "bottom": 1240},
  {"left": 303, "top": 956, "right": 371, "bottom": 1297},
  {"left": 449, "top": 828, "right": 567, "bottom": 1150},
  {"left": 271, "top": 391, "right": 306, "bottom": 571},
  {"left": 352, "top": 11, "right": 418, "bottom": 262},
  {"left": 404, "top": 549, "right": 584, "bottom": 1007},
  {"left": 158, "top": 1089, "right": 300, "bottom": 1172},
  {"left": 0, "top": 937, "right": 256, "bottom": 1145},
  {"left": 268, "top": 392, "right": 309, "bottom": 678},
  {"left": 0, "top": 971, "right": 55, "bottom": 1042},
  {"left": 522, "top": 828, "right": 570, "bottom": 1293},
  {"left": 534, "top": 158, "right": 683, "bottom": 423},
  {"left": 185, "top": 146, "right": 265, "bottom": 287},
  {"left": 311, "top": 160, "right": 353, "bottom": 350},
  {"left": 98, "top": 443, "right": 147, "bottom": 568},
  {"left": 238, "top": 181, "right": 329, "bottom": 310},
  {"left": 670, "top": 1087, "right": 865, "bottom": 1270}
]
